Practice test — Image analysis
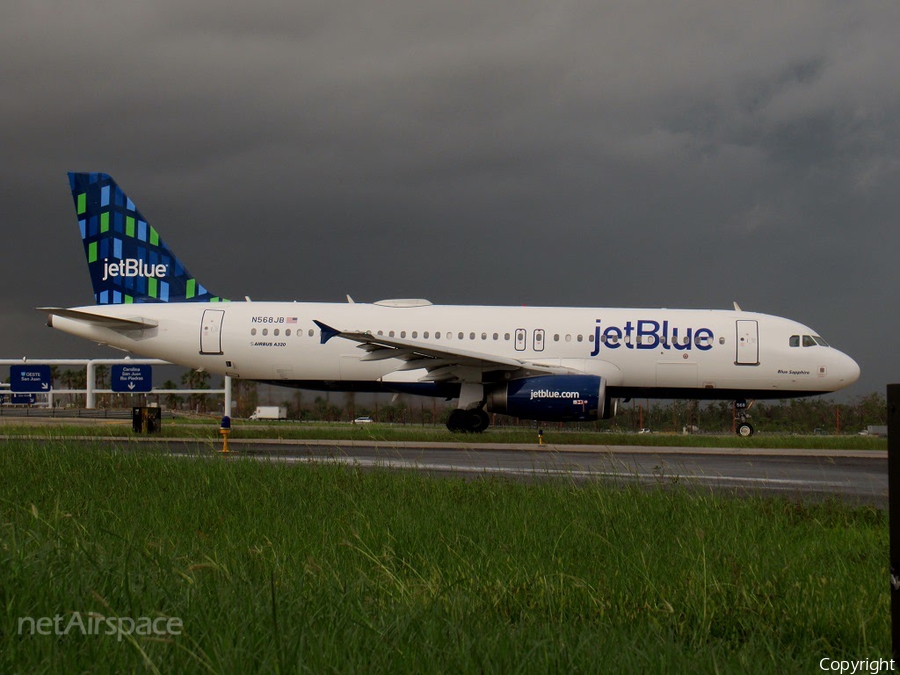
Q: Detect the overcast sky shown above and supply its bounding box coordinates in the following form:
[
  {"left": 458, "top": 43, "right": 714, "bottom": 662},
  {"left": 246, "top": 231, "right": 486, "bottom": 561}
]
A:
[{"left": 1, "top": 1, "right": 898, "bottom": 398}]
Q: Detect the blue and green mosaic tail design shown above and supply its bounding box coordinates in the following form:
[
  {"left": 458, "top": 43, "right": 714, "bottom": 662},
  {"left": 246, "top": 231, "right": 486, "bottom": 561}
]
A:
[{"left": 68, "top": 172, "right": 226, "bottom": 304}]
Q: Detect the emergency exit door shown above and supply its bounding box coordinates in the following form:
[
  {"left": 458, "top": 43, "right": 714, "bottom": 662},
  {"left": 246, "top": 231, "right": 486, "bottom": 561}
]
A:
[
  {"left": 200, "top": 309, "right": 225, "bottom": 355},
  {"left": 515, "top": 328, "right": 526, "bottom": 351},
  {"left": 735, "top": 320, "right": 759, "bottom": 365},
  {"left": 533, "top": 329, "right": 545, "bottom": 352}
]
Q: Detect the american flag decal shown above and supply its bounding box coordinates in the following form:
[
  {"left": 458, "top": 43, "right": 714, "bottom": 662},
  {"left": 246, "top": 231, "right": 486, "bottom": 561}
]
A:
[{"left": 286, "top": 317, "right": 298, "bottom": 324}]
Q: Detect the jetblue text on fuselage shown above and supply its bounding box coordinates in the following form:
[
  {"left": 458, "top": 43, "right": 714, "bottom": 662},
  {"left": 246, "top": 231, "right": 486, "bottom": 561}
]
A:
[
  {"left": 590, "top": 319, "right": 714, "bottom": 356},
  {"left": 101, "top": 259, "right": 168, "bottom": 281}
]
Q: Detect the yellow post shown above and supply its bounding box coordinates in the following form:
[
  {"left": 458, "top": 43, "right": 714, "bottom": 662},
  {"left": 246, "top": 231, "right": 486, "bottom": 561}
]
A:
[
  {"left": 219, "top": 415, "right": 232, "bottom": 453},
  {"left": 538, "top": 428, "right": 544, "bottom": 446}
]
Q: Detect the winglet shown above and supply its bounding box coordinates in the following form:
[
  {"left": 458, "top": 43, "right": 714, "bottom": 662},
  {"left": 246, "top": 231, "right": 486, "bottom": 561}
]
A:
[{"left": 314, "top": 320, "right": 341, "bottom": 344}]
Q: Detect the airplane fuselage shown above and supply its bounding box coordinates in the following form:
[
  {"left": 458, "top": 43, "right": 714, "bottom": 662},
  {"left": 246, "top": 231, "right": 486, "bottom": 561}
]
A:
[{"left": 48, "top": 300, "right": 860, "bottom": 401}]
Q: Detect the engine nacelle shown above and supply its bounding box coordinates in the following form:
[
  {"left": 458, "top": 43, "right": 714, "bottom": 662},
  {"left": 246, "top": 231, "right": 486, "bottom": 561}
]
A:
[
  {"left": 605, "top": 396, "right": 618, "bottom": 420},
  {"left": 486, "top": 375, "right": 612, "bottom": 422}
]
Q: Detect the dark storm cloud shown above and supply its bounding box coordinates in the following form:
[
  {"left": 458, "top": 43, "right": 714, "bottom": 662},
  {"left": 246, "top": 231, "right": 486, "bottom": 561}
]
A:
[{"left": 1, "top": 1, "right": 898, "bottom": 396}]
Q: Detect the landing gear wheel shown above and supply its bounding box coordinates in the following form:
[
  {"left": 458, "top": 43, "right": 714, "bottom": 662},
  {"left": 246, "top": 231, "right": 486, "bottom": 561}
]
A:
[
  {"left": 737, "top": 422, "right": 754, "bottom": 437},
  {"left": 446, "top": 409, "right": 490, "bottom": 433},
  {"left": 447, "top": 409, "right": 468, "bottom": 433},
  {"left": 470, "top": 409, "right": 490, "bottom": 433}
]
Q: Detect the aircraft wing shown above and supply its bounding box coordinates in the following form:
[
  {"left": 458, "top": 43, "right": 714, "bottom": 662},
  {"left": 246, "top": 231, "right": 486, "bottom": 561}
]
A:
[
  {"left": 37, "top": 307, "right": 159, "bottom": 331},
  {"left": 314, "top": 320, "right": 578, "bottom": 383}
]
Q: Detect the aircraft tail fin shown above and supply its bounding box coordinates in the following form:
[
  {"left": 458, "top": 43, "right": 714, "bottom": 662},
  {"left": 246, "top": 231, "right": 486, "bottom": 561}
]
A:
[{"left": 67, "top": 172, "right": 226, "bottom": 304}]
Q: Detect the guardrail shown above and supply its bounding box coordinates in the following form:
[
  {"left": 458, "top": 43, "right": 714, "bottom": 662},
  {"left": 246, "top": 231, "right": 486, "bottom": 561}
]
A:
[{"left": 0, "top": 407, "right": 175, "bottom": 419}]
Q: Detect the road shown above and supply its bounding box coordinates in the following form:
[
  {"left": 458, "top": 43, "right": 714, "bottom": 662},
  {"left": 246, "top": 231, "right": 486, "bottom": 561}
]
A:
[{"left": 145, "top": 438, "right": 889, "bottom": 505}]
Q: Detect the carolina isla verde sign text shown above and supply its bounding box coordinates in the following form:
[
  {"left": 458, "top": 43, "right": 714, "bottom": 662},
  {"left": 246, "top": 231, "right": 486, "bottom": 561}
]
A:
[{"left": 111, "top": 365, "right": 152, "bottom": 393}]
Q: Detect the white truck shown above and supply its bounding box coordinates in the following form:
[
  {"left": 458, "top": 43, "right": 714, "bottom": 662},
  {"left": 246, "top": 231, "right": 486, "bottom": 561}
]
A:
[{"left": 249, "top": 406, "right": 287, "bottom": 420}]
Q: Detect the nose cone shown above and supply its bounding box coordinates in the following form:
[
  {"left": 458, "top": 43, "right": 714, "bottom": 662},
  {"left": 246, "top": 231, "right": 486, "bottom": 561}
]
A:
[{"left": 833, "top": 350, "right": 861, "bottom": 389}]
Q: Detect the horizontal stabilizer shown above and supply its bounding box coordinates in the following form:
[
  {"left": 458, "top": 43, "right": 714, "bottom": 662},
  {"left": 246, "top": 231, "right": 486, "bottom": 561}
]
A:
[{"left": 37, "top": 307, "right": 158, "bottom": 330}]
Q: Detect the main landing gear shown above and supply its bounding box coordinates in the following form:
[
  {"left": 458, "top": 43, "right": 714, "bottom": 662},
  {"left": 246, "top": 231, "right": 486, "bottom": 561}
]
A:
[
  {"left": 447, "top": 382, "right": 490, "bottom": 433},
  {"left": 734, "top": 399, "right": 754, "bottom": 437},
  {"left": 447, "top": 409, "right": 490, "bottom": 433}
]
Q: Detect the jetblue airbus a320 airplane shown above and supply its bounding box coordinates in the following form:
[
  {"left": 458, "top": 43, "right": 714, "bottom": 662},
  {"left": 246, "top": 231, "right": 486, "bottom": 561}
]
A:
[{"left": 42, "top": 173, "right": 860, "bottom": 435}]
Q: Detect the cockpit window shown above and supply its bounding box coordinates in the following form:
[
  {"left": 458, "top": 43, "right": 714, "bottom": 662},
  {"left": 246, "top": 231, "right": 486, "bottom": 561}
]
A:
[{"left": 794, "top": 334, "right": 830, "bottom": 347}]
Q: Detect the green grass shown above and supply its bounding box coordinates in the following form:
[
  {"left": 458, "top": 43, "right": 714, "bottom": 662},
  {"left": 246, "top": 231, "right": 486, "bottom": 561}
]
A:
[
  {"left": 0, "top": 419, "right": 887, "bottom": 451},
  {"left": 0, "top": 441, "right": 889, "bottom": 673}
]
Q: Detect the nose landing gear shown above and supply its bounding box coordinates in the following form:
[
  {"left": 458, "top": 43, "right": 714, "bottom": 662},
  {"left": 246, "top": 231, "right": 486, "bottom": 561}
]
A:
[{"left": 734, "top": 399, "right": 754, "bottom": 437}]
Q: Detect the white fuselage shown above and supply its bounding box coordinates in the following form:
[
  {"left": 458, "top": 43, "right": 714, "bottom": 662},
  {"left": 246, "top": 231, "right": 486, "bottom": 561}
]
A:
[{"left": 48, "top": 301, "right": 860, "bottom": 400}]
